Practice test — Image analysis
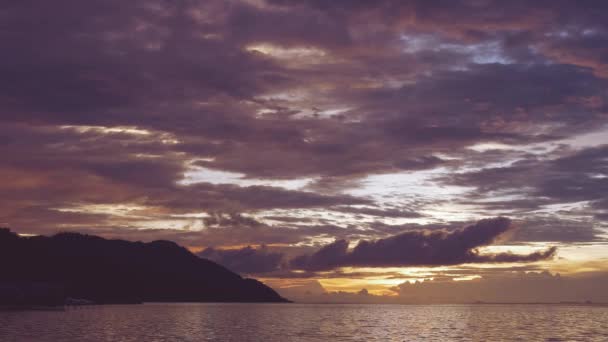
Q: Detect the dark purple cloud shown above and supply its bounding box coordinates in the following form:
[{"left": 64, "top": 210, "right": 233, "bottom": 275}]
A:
[
  {"left": 199, "top": 245, "right": 284, "bottom": 274},
  {"left": 331, "top": 206, "right": 422, "bottom": 219},
  {"left": 442, "top": 145, "right": 608, "bottom": 217},
  {"left": 291, "top": 218, "right": 556, "bottom": 271}
]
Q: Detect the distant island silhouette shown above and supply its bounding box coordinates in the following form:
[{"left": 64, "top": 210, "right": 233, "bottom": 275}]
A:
[{"left": 0, "top": 228, "right": 288, "bottom": 307}]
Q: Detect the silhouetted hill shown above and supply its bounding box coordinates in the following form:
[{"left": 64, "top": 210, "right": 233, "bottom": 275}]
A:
[{"left": 0, "top": 228, "right": 288, "bottom": 305}]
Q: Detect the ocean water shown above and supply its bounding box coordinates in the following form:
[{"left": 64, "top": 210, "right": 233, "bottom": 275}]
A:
[{"left": 1, "top": 303, "right": 607, "bottom": 341}]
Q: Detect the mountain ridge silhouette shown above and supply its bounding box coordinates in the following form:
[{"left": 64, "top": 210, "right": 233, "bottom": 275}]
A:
[{"left": 0, "top": 228, "right": 288, "bottom": 305}]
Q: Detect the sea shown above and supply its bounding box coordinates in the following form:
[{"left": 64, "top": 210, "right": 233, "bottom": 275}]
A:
[{"left": 1, "top": 303, "right": 607, "bottom": 341}]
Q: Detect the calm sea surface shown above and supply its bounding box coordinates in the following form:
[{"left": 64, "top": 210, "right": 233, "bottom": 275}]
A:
[{"left": 1, "top": 303, "right": 607, "bottom": 341}]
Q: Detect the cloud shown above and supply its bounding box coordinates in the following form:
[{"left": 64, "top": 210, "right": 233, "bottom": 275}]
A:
[
  {"left": 331, "top": 206, "right": 422, "bottom": 219},
  {"left": 198, "top": 245, "right": 285, "bottom": 274},
  {"left": 277, "top": 271, "right": 608, "bottom": 304},
  {"left": 1, "top": 0, "right": 607, "bottom": 257},
  {"left": 394, "top": 271, "right": 608, "bottom": 304},
  {"left": 510, "top": 217, "right": 605, "bottom": 243},
  {"left": 153, "top": 183, "right": 371, "bottom": 213},
  {"left": 291, "top": 217, "right": 556, "bottom": 271},
  {"left": 442, "top": 145, "right": 608, "bottom": 219}
]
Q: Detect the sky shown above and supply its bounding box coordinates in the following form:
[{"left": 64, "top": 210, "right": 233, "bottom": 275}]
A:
[{"left": 2, "top": 0, "right": 608, "bottom": 303}]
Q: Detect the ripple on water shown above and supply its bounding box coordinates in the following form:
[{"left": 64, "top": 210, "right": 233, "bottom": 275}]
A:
[{"left": 1, "top": 303, "right": 608, "bottom": 342}]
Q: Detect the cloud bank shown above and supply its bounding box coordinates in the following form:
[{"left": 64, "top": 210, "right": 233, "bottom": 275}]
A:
[{"left": 291, "top": 218, "right": 556, "bottom": 271}]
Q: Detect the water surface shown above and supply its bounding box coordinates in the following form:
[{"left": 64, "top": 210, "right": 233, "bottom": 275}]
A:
[{"left": 1, "top": 303, "right": 607, "bottom": 341}]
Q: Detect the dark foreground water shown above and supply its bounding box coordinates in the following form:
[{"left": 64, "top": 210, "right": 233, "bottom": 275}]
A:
[{"left": 1, "top": 303, "right": 608, "bottom": 341}]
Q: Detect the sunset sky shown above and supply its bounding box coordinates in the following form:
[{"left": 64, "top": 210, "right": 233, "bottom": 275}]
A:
[{"left": 2, "top": 0, "right": 608, "bottom": 302}]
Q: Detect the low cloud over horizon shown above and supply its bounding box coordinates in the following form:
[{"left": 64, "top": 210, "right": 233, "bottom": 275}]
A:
[
  {"left": 290, "top": 218, "right": 557, "bottom": 271},
  {"left": 266, "top": 271, "right": 608, "bottom": 304}
]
